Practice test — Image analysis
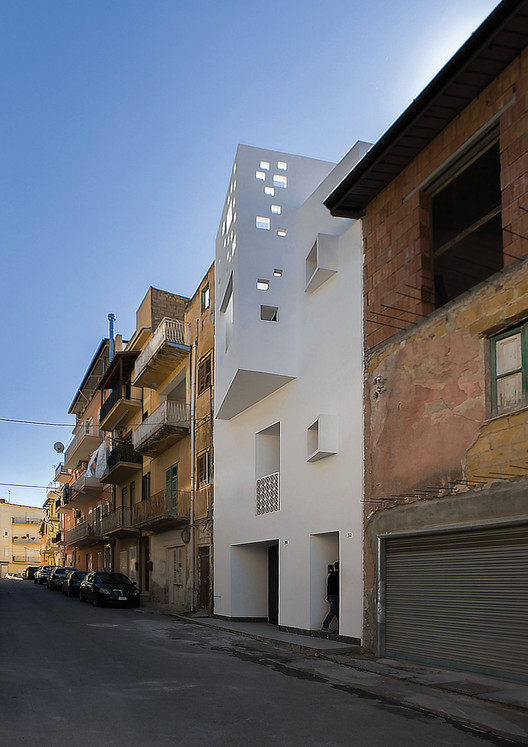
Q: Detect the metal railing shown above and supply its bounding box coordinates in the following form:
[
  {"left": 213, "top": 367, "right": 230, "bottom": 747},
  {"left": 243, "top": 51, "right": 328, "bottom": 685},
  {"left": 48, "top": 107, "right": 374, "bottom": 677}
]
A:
[
  {"left": 134, "top": 318, "right": 189, "bottom": 382},
  {"left": 71, "top": 472, "right": 104, "bottom": 495},
  {"left": 12, "top": 517, "right": 41, "bottom": 525},
  {"left": 11, "top": 537, "right": 40, "bottom": 545},
  {"left": 133, "top": 489, "right": 190, "bottom": 527},
  {"left": 99, "top": 384, "right": 142, "bottom": 423},
  {"left": 101, "top": 506, "right": 134, "bottom": 534},
  {"left": 65, "top": 521, "right": 103, "bottom": 544},
  {"left": 133, "top": 400, "right": 190, "bottom": 450},
  {"left": 107, "top": 442, "right": 142, "bottom": 470}
]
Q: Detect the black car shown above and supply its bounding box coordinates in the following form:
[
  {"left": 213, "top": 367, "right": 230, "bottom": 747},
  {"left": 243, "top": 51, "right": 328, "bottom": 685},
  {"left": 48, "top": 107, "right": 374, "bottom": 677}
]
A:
[
  {"left": 62, "top": 570, "right": 87, "bottom": 597},
  {"left": 35, "top": 565, "right": 55, "bottom": 584},
  {"left": 23, "top": 566, "right": 39, "bottom": 580},
  {"left": 79, "top": 572, "right": 140, "bottom": 607},
  {"left": 47, "top": 566, "right": 77, "bottom": 590}
]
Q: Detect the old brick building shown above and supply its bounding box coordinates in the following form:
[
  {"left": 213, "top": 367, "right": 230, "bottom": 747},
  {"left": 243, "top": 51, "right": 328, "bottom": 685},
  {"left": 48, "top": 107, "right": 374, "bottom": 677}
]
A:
[{"left": 326, "top": 0, "right": 528, "bottom": 680}]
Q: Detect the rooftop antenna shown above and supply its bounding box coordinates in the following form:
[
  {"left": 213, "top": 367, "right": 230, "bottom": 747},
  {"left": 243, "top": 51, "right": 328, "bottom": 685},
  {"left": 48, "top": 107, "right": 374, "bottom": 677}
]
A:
[{"left": 108, "top": 313, "right": 116, "bottom": 361}]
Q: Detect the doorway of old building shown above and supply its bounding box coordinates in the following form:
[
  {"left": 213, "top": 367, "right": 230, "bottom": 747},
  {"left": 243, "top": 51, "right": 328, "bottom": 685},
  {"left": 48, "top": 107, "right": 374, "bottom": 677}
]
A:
[
  {"left": 170, "top": 545, "right": 186, "bottom": 606},
  {"left": 198, "top": 546, "right": 210, "bottom": 610}
]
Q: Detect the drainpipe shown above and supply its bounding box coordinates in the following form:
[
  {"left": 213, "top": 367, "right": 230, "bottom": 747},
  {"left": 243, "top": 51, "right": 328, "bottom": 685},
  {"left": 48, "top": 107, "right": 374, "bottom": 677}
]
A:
[
  {"left": 108, "top": 313, "right": 116, "bottom": 361},
  {"left": 189, "top": 334, "right": 197, "bottom": 612}
]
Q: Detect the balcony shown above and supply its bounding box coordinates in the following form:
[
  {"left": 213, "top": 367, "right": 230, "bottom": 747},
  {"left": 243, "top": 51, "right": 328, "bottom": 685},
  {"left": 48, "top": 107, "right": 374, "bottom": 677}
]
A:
[
  {"left": 55, "top": 463, "right": 71, "bottom": 483},
  {"left": 68, "top": 472, "right": 105, "bottom": 507},
  {"left": 64, "top": 425, "right": 103, "bottom": 471},
  {"left": 13, "top": 555, "right": 40, "bottom": 564},
  {"left": 101, "top": 442, "right": 142, "bottom": 485},
  {"left": 133, "top": 489, "right": 190, "bottom": 532},
  {"left": 12, "top": 517, "right": 42, "bottom": 526},
  {"left": 65, "top": 521, "right": 103, "bottom": 547},
  {"left": 99, "top": 383, "right": 142, "bottom": 431},
  {"left": 133, "top": 401, "right": 190, "bottom": 457},
  {"left": 101, "top": 506, "right": 137, "bottom": 538},
  {"left": 11, "top": 537, "right": 40, "bottom": 545},
  {"left": 133, "top": 318, "right": 190, "bottom": 389}
]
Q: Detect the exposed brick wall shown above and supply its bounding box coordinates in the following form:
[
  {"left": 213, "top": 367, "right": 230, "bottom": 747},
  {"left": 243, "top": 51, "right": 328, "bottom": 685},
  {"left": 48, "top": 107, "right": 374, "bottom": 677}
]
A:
[{"left": 364, "top": 48, "right": 528, "bottom": 350}]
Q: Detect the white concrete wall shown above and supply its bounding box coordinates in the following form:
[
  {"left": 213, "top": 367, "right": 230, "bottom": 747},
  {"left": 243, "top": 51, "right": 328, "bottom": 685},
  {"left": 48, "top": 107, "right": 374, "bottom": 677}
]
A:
[{"left": 213, "top": 143, "right": 370, "bottom": 640}]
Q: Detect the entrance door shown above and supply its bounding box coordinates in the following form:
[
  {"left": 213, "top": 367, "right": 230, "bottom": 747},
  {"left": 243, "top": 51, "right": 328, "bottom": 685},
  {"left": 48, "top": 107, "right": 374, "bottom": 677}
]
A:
[
  {"left": 268, "top": 544, "right": 279, "bottom": 625},
  {"left": 198, "top": 546, "right": 210, "bottom": 610},
  {"left": 170, "top": 546, "right": 186, "bottom": 606},
  {"left": 141, "top": 538, "right": 150, "bottom": 593}
]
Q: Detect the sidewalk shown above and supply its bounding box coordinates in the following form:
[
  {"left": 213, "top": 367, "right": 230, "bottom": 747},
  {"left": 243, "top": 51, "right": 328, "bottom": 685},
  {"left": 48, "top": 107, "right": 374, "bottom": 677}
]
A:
[{"left": 145, "top": 603, "right": 528, "bottom": 744}]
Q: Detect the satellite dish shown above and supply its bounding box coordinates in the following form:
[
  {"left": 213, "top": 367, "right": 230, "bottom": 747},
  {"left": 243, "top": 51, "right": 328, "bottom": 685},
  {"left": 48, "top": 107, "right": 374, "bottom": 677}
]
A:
[{"left": 54, "top": 442, "right": 65, "bottom": 453}]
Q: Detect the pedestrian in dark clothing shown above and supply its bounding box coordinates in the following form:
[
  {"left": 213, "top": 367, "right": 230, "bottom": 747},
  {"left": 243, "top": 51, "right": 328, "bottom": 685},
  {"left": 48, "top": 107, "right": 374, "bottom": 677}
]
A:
[{"left": 322, "top": 561, "right": 339, "bottom": 632}]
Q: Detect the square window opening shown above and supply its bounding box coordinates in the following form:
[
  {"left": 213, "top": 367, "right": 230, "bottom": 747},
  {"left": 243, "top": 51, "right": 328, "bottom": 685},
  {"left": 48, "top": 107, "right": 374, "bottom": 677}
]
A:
[
  {"left": 257, "top": 279, "right": 269, "bottom": 291},
  {"left": 256, "top": 216, "right": 271, "bottom": 230},
  {"left": 261, "top": 305, "right": 279, "bottom": 322}
]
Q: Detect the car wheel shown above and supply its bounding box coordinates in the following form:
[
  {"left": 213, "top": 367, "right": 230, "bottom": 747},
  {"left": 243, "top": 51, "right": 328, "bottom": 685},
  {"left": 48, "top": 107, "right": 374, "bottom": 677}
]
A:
[
  {"left": 79, "top": 591, "right": 85, "bottom": 602},
  {"left": 92, "top": 593, "right": 101, "bottom": 607}
]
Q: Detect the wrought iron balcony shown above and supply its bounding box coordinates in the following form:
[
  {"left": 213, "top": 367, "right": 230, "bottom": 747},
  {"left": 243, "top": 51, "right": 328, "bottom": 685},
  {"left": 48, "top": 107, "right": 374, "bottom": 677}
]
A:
[
  {"left": 133, "top": 401, "right": 190, "bottom": 457},
  {"left": 101, "top": 506, "right": 137, "bottom": 537},
  {"left": 101, "top": 442, "right": 142, "bottom": 485},
  {"left": 133, "top": 318, "right": 190, "bottom": 389},
  {"left": 55, "top": 463, "right": 71, "bottom": 483},
  {"left": 65, "top": 521, "right": 103, "bottom": 546},
  {"left": 99, "top": 383, "right": 142, "bottom": 431},
  {"left": 12, "top": 517, "right": 42, "bottom": 525},
  {"left": 133, "top": 489, "right": 190, "bottom": 531}
]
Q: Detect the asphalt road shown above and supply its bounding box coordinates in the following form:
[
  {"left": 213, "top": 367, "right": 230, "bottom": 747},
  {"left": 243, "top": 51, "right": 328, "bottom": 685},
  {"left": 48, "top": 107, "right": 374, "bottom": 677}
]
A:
[{"left": 0, "top": 578, "right": 519, "bottom": 747}]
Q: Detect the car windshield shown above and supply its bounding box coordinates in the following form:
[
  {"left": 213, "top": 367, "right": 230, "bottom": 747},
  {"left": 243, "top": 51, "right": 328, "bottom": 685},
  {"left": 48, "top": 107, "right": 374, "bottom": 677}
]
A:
[{"left": 96, "top": 573, "right": 132, "bottom": 585}]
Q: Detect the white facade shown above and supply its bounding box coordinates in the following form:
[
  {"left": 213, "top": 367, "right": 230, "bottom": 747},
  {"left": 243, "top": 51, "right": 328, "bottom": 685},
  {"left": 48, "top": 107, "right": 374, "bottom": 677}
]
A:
[{"left": 213, "top": 142, "right": 369, "bottom": 639}]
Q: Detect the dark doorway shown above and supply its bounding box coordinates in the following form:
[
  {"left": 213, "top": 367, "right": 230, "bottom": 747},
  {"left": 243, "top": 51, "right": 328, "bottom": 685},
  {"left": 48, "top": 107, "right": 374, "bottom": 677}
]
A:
[
  {"left": 268, "top": 544, "right": 279, "bottom": 625},
  {"left": 198, "top": 546, "right": 210, "bottom": 610},
  {"left": 141, "top": 537, "right": 150, "bottom": 593}
]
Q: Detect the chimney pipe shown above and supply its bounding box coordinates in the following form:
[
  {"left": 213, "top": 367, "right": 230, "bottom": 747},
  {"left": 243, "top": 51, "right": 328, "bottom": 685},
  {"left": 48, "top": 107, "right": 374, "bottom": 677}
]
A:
[{"left": 108, "top": 313, "right": 116, "bottom": 360}]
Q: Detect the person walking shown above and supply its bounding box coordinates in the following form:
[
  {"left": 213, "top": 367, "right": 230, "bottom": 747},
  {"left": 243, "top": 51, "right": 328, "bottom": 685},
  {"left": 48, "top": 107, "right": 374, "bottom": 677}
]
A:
[{"left": 322, "top": 561, "right": 339, "bottom": 632}]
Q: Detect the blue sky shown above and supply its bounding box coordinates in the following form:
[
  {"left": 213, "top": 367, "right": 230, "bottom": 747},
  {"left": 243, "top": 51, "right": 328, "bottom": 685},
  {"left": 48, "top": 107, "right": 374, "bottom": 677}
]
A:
[{"left": 1, "top": 0, "right": 500, "bottom": 507}]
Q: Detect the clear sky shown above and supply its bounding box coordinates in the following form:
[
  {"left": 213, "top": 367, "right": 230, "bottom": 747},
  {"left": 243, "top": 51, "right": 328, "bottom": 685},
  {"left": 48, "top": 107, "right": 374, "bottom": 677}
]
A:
[{"left": 1, "top": 0, "right": 500, "bottom": 507}]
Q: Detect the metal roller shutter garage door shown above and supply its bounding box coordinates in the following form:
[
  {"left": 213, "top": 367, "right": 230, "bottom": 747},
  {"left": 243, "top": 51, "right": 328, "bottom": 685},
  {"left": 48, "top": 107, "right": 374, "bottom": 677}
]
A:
[{"left": 384, "top": 523, "right": 528, "bottom": 681}]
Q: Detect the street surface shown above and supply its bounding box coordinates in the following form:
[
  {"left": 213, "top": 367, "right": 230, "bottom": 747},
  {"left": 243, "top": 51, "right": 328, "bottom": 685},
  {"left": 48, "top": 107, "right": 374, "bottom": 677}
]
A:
[{"left": 0, "top": 579, "right": 521, "bottom": 746}]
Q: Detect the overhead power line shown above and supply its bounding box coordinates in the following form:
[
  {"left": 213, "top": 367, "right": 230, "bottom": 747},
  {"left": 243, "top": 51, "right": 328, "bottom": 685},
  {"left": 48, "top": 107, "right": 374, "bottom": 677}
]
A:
[{"left": 0, "top": 418, "right": 73, "bottom": 427}]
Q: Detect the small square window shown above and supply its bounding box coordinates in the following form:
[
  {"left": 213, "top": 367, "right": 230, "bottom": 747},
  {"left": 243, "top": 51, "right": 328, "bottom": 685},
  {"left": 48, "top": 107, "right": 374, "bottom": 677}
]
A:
[
  {"left": 261, "top": 305, "right": 279, "bottom": 322},
  {"left": 256, "top": 216, "right": 270, "bottom": 230},
  {"left": 264, "top": 187, "right": 275, "bottom": 196},
  {"left": 260, "top": 161, "right": 270, "bottom": 170},
  {"left": 273, "top": 269, "right": 283, "bottom": 277},
  {"left": 271, "top": 204, "right": 281, "bottom": 214},
  {"left": 256, "top": 171, "right": 266, "bottom": 181},
  {"left": 257, "top": 279, "right": 269, "bottom": 291},
  {"left": 277, "top": 228, "right": 287, "bottom": 237},
  {"left": 277, "top": 161, "right": 287, "bottom": 170},
  {"left": 273, "top": 175, "right": 287, "bottom": 189}
]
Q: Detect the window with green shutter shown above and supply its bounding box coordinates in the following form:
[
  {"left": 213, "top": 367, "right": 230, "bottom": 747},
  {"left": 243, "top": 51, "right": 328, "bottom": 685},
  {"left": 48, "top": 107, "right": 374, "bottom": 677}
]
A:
[
  {"left": 165, "top": 464, "right": 178, "bottom": 512},
  {"left": 490, "top": 324, "right": 528, "bottom": 414}
]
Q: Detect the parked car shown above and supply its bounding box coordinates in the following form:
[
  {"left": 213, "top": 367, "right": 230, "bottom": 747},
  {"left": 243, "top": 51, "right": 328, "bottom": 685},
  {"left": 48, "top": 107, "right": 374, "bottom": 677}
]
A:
[
  {"left": 61, "top": 570, "right": 87, "bottom": 597},
  {"left": 47, "top": 566, "right": 77, "bottom": 590},
  {"left": 6, "top": 572, "right": 23, "bottom": 580},
  {"left": 22, "top": 566, "right": 39, "bottom": 580},
  {"left": 35, "top": 565, "right": 56, "bottom": 585},
  {"left": 79, "top": 572, "right": 140, "bottom": 607}
]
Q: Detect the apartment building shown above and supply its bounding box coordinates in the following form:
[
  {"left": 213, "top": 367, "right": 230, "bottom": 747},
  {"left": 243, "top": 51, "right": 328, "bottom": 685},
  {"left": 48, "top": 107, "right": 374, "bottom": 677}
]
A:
[
  {"left": 60, "top": 338, "right": 114, "bottom": 571},
  {"left": 325, "top": 0, "right": 528, "bottom": 680},
  {"left": 0, "top": 499, "right": 44, "bottom": 577},
  {"left": 213, "top": 143, "right": 368, "bottom": 639},
  {"left": 40, "top": 485, "right": 64, "bottom": 567},
  {"left": 96, "top": 278, "right": 214, "bottom": 609}
]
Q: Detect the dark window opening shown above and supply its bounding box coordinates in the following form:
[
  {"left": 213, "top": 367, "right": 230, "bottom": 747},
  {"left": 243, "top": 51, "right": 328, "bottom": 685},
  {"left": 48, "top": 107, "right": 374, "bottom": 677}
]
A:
[
  {"left": 142, "top": 472, "right": 150, "bottom": 501},
  {"left": 431, "top": 139, "right": 503, "bottom": 309},
  {"left": 197, "top": 451, "right": 210, "bottom": 487}
]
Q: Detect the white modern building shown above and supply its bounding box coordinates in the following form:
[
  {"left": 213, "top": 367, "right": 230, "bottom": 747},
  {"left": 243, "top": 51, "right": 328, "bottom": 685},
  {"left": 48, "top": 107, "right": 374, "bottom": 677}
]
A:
[{"left": 213, "top": 142, "right": 369, "bottom": 640}]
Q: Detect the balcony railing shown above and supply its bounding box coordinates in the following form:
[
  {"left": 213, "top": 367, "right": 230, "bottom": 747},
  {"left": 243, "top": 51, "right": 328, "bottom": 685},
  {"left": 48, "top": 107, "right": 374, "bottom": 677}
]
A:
[
  {"left": 99, "top": 383, "right": 142, "bottom": 428},
  {"left": 133, "top": 318, "right": 190, "bottom": 388},
  {"left": 55, "top": 463, "right": 71, "bottom": 482},
  {"left": 12, "top": 517, "right": 41, "bottom": 525},
  {"left": 64, "top": 425, "right": 103, "bottom": 471},
  {"left": 101, "top": 506, "right": 136, "bottom": 536},
  {"left": 133, "top": 400, "right": 190, "bottom": 457},
  {"left": 12, "top": 555, "right": 40, "bottom": 563},
  {"left": 71, "top": 471, "right": 105, "bottom": 496},
  {"left": 65, "top": 521, "right": 103, "bottom": 545},
  {"left": 12, "top": 537, "right": 40, "bottom": 545},
  {"left": 133, "top": 489, "right": 190, "bottom": 530},
  {"left": 107, "top": 442, "right": 142, "bottom": 470},
  {"left": 256, "top": 472, "right": 280, "bottom": 515}
]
